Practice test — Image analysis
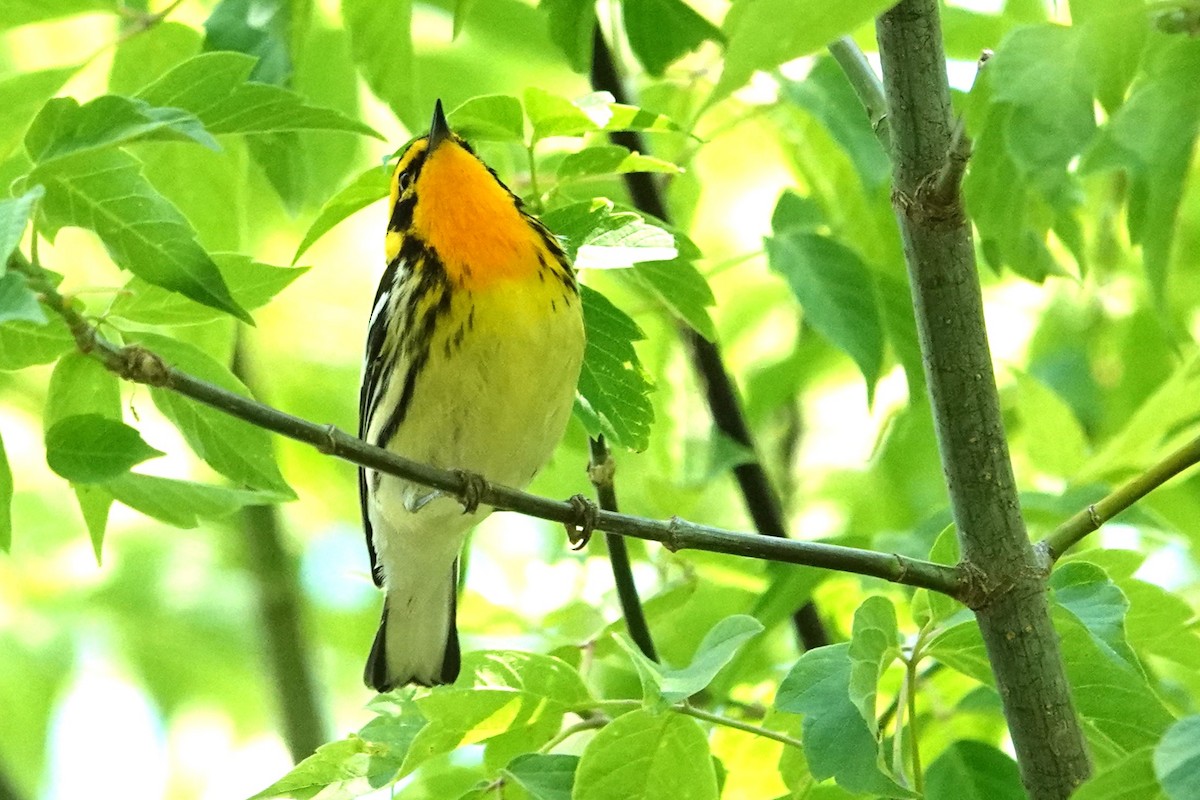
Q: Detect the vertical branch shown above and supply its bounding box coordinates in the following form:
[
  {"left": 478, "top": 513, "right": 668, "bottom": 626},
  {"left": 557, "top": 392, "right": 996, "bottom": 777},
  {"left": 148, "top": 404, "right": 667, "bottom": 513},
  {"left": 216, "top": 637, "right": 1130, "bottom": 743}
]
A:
[
  {"left": 230, "top": 337, "right": 330, "bottom": 763},
  {"left": 588, "top": 436, "right": 658, "bottom": 661},
  {"left": 589, "top": 25, "right": 829, "bottom": 652},
  {"left": 874, "top": 2, "right": 1090, "bottom": 797}
]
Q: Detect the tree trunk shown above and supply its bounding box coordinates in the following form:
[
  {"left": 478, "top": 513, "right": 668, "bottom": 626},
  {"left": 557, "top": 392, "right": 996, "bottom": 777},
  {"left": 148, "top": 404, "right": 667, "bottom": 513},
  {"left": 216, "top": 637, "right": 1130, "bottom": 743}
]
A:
[{"left": 874, "top": 1, "right": 1092, "bottom": 796}]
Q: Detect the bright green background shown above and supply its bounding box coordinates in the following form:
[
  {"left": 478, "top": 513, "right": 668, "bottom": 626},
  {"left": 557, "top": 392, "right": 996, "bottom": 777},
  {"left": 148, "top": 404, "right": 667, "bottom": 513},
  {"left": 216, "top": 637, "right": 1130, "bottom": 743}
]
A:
[{"left": 2, "top": 1, "right": 1200, "bottom": 798}]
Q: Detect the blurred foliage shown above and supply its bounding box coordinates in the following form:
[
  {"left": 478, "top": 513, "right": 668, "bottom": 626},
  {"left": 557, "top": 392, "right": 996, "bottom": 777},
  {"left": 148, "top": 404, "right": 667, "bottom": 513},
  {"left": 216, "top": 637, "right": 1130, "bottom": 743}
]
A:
[{"left": 1, "top": 0, "right": 1200, "bottom": 798}]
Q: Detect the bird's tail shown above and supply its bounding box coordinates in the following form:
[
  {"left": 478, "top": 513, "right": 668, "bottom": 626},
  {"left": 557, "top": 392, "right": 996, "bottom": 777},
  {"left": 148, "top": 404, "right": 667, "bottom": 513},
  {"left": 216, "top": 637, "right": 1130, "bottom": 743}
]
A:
[{"left": 363, "top": 561, "right": 460, "bottom": 691}]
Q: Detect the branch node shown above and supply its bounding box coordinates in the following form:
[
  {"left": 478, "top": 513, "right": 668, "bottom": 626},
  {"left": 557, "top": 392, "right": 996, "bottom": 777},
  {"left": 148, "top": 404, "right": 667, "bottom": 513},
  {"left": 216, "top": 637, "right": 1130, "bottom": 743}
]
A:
[
  {"left": 564, "top": 494, "right": 598, "bottom": 550},
  {"left": 118, "top": 344, "right": 171, "bottom": 386},
  {"left": 317, "top": 424, "right": 340, "bottom": 455},
  {"left": 1086, "top": 503, "right": 1102, "bottom": 531},
  {"left": 893, "top": 553, "right": 910, "bottom": 583},
  {"left": 453, "top": 469, "right": 489, "bottom": 515},
  {"left": 956, "top": 559, "right": 990, "bottom": 608},
  {"left": 664, "top": 516, "right": 684, "bottom": 552},
  {"left": 587, "top": 450, "right": 616, "bottom": 490}
]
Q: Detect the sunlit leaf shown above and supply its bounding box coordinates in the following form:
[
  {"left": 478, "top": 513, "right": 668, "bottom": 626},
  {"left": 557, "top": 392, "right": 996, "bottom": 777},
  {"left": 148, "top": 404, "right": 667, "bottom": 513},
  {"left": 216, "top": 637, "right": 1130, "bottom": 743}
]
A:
[
  {"left": 0, "top": 186, "right": 44, "bottom": 273},
  {"left": 24, "top": 95, "right": 219, "bottom": 165},
  {"left": 622, "top": 0, "right": 722, "bottom": 76},
  {"left": 0, "top": 315, "right": 74, "bottom": 370},
  {"left": 537, "top": 0, "right": 595, "bottom": 73},
  {"left": 447, "top": 94, "right": 525, "bottom": 143},
  {"left": 34, "top": 149, "right": 251, "bottom": 322},
  {"left": 129, "top": 332, "right": 294, "bottom": 496},
  {"left": 713, "top": 0, "right": 897, "bottom": 104},
  {"left": 293, "top": 166, "right": 390, "bottom": 264},
  {"left": 576, "top": 285, "right": 654, "bottom": 451},
  {"left": 925, "top": 741, "right": 1024, "bottom": 800},
  {"left": 574, "top": 709, "right": 718, "bottom": 800},
  {"left": 342, "top": 0, "right": 414, "bottom": 128},
  {"left": 138, "top": 51, "right": 381, "bottom": 138},
  {"left": 502, "top": 753, "right": 577, "bottom": 800}
]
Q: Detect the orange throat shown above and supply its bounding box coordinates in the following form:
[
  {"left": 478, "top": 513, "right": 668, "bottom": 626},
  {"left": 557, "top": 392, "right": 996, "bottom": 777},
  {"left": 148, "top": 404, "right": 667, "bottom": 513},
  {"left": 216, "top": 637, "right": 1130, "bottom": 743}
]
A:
[{"left": 411, "top": 143, "right": 540, "bottom": 289}]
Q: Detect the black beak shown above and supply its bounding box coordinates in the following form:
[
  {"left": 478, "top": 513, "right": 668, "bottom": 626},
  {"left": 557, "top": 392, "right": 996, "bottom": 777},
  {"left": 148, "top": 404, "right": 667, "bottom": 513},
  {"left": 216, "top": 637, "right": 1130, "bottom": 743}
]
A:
[{"left": 428, "top": 99, "right": 451, "bottom": 150}]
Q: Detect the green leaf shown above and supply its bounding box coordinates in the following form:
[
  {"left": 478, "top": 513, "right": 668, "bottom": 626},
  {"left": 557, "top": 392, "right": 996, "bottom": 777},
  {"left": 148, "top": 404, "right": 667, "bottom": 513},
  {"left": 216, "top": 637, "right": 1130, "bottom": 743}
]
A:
[
  {"left": 766, "top": 231, "right": 884, "bottom": 400},
  {"left": 659, "top": 615, "right": 763, "bottom": 703},
  {"left": 447, "top": 94, "right": 526, "bottom": 143},
  {"left": 45, "top": 351, "right": 121, "bottom": 430},
  {"left": 1014, "top": 371, "right": 1089, "bottom": 476},
  {"left": 712, "top": 0, "right": 897, "bottom": 104},
  {"left": 250, "top": 695, "right": 425, "bottom": 799},
  {"left": 24, "top": 95, "right": 219, "bottom": 166},
  {"left": 128, "top": 332, "right": 294, "bottom": 496},
  {"left": 576, "top": 285, "right": 654, "bottom": 451},
  {"left": 1050, "top": 562, "right": 1139, "bottom": 667},
  {"left": 770, "top": 190, "right": 824, "bottom": 234},
  {"left": 204, "top": 0, "right": 292, "bottom": 85},
  {"left": 0, "top": 185, "right": 44, "bottom": 271},
  {"left": 573, "top": 709, "right": 718, "bottom": 800},
  {"left": 986, "top": 24, "right": 1096, "bottom": 175},
  {"left": 0, "top": 67, "right": 78, "bottom": 163},
  {"left": 0, "top": 0, "right": 114, "bottom": 30},
  {"left": 625, "top": 259, "right": 716, "bottom": 341},
  {"left": 34, "top": 149, "right": 251, "bottom": 322},
  {"left": 526, "top": 90, "right": 680, "bottom": 142},
  {"left": 501, "top": 753, "right": 577, "bottom": 800},
  {"left": 44, "top": 414, "right": 163, "bottom": 483},
  {"left": 776, "top": 645, "right": 916, "bottom": 797},
  {"left": 293, "top": 166, "right": 390, "bottom": 264},
  {"left": 110, "top": 254, "right": 308, "bottom": 326},
  {"left": 342, "top": 0, "right": 414, "bottom": 128},
  {"left": 924, "top": 741, "right": 1024, "bottom": 800},
  {"left": 556, "top": 145, "right": 683, "bottom": 181},
  {"left": 74, "top": 484, "right": 112, "bottom": 563},
  {"left": 1073, "top": 747, "right": 1162, "bottom": 800},
  {"left": 1155, "top": 716, "right": 1200, "bottom": 800},
  {"left": 0, "top": 432, "right": 11, "bottom": 551},
  {"left": 105, "top": 472, "right": 288, "bottom": 529},
  {"left": 542, "top": 198, "right": 676, "bottom": 268},
  {"left": 537, "top": 0, "right": 595, "bottom": 73},
  {"left": 0, "top": 273, "right": 46, "bottom": 325},
  {"left": 781, "top": 58, "right": 890, "bottom": 191},
  {"left": 847, "top": 596, "right": 900, "bottom": 733},
  {"left": 1077, "top": 356, "right": 1200, "bottom": 482},
  {"left": 622, "top": 0, "right": 722, "bottom": 76},
  {"left": 0, "top": 315, "right": 74, "bottom": 370},
  {"left": 1081, "top": 39, "right": 1200, "bottom": 304},
  {"left": 138, "top": 51, "right": 381, "bottom": 138},
  {"left": 404, "top": 651, "right": 591, "bottom": 776},
  {"left": 1070, "top": 0, "right": 1147, "bottom": 114}
]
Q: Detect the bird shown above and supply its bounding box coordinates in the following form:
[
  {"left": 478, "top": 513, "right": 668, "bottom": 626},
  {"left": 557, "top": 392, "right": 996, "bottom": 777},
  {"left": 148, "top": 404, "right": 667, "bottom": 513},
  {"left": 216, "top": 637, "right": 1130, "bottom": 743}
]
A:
[{"left": 358, "top": 100, "right": 586, "bottom": 690}]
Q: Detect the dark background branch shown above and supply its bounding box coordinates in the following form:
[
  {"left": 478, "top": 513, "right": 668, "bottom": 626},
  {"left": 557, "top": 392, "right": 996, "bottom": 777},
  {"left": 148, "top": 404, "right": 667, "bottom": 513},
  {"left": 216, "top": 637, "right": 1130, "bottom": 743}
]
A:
[
  {"left": 230, "top": 336, "right": 330, "bottom": 763},
  {"left": 589, "top": 435, "right": 658, "bottom": 661},
  {"left": 589, "top": 24, "right": 829, "bottom": 652}
]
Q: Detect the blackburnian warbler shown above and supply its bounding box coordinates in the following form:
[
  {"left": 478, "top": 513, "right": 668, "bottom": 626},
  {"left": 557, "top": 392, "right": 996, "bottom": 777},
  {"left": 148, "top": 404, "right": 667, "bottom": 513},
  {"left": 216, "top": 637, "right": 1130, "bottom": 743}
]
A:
[{"left": 359, "top": 101, "right": 585, "bottom": 690}]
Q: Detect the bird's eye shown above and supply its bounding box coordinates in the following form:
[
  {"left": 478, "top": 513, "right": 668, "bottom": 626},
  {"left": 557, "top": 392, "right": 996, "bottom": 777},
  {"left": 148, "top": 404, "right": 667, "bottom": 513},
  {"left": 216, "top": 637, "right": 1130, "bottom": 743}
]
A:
[{"left": 398, "top": 170, "right": 413, "bottom": 191}]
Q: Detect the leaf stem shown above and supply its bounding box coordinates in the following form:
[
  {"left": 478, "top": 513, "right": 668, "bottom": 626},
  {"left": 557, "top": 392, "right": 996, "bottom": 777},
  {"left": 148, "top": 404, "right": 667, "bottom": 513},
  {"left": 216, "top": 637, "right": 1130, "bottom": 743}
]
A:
[{"left": 678, "top": 703, "right": 804, "bottom": 751}]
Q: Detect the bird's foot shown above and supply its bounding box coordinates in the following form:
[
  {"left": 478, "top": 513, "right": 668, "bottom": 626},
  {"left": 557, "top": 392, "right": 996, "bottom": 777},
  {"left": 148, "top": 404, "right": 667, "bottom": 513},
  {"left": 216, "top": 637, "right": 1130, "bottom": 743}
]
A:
[
  {"left": 454, "top": 469, "right": 488, "bottom": 515},
  {"left": 565, "top": 494, "right": 598, "bottom": 551}
]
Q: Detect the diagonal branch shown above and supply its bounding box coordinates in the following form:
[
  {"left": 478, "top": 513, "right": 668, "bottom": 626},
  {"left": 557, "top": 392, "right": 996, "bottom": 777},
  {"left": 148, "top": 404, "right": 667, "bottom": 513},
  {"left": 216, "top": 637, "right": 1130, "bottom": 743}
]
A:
[
  {"left": 12, "top": 251, "right": 963, "bottom": 598},
  {"left": 1040, "top": 432, "right": 1200, "bottom": 564}
]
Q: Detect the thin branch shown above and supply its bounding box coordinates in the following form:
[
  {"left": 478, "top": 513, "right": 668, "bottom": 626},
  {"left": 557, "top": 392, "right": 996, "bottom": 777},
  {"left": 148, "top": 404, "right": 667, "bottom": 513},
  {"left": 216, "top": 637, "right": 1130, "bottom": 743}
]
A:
[
  {"left": 230, "top": 337, "right": 330, "bottom": 762},
  {"left": 588, "top": 435, "right": 658, "bottom": 662},
  {"left": 589, "top": 24, "right": 830, "bottom": 652},
  {"left": 1041, "top": 432, "right": 1200, "bottom": 564},
  {"left": 12, "top": 252, "right": 964, "bottom": 597},
  {"left": 826, "top": 36, "right": 890, "bottom": 148}
]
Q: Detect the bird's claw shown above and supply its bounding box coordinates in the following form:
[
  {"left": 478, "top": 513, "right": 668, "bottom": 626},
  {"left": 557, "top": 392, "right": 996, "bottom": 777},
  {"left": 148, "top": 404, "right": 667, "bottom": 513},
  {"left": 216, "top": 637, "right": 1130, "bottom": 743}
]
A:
[
  {"left": 454, "top": 470, "right": 488, "bottom": 515},
  {"left": 565, "top": 494, "right": 598, "bottom": 551}
]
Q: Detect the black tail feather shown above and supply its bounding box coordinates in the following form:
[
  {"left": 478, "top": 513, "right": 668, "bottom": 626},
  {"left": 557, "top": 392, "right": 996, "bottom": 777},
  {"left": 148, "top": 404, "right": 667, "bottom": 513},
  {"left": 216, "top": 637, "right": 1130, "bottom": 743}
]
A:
[{"left": 362, "top": 560, "right": 462, "bottom": 691}]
